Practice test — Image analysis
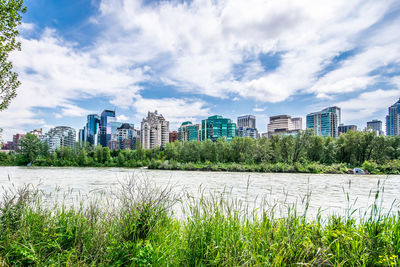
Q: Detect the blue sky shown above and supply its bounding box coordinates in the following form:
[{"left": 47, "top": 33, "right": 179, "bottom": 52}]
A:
[{"left": 1, "top": 0, "right": 400, "bottom": 140}]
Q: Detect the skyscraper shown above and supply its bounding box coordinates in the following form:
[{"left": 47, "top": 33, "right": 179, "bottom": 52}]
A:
[
  {"left": 306, "top": 106, "right": 341, "bottom": 138},
  {"left": 99, "top": 110, "right": 116, "bottom": 147},
  {"left": 267, "top": 115, "right": 302, "bottom": 137},
  {"left": 86, "top": 114, "right": 100, "bottom": 146},
  {"left": 201, "top": 115, "right": 236, "bottom": 142},
  {"left": 237, "top": 115, "right": 256, "bottom": 129},
  {"left": 140, "top": 110, "right": 169, "bottom": 149},
  {"left": 178, "top": 122, "right": 200, "bottom": 143},
  {"left": 367, "top": 120, "right": 383, "bottom": 135},
  {"left": 386, "top": 99, "right": 400, "bottom": 136},
  {"left": 237, "top": 115, "right": 258, "bottom": 139}
]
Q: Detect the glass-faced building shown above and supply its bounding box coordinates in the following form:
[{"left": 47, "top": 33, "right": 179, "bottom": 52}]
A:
[
  {"left": 99, "top": 110, "right": 116, "bottom": 147},
  {"left": 367, "top": 120, "right": 383, "bottom": 135},
  {"left": 306, "top": 106, "right": 341, "bottom": 138},
  {"left": 86, "top": 114, "right": 100, "bottom": 146},
  {"left": 386, "top": 99, "right": 400, "bottom": 136},
  {"left": 237, "top": 115, "right": 258, "bottom": 139},
  {"left": 201, "top": 115, "right": 236, "bottom": 142},
  {"left": 178, "top": 121, "right": 200, "bottom": 143}
]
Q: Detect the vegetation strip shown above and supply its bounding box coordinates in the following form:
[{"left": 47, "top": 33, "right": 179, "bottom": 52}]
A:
[
  {"left": 0, "top": 179, "right": 399, "bottom": 266},
  {"left": 2, "top": 130, "right": 400, "bottom": 174}
]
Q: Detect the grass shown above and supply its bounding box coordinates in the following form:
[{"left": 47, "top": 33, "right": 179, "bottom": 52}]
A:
[{"left": 0, "top": 177, "right": 399, "bottom": 266}]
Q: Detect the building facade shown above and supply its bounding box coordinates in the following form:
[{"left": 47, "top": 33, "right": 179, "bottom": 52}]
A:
[
  {"left": 178, "top": 122, "right": 200, "bottom": 143},
  {"left": 306, "top": 106, "right": 341, "bottom": 138},
  {"left": 237, "top": 115, "right": 256, "bottom": 129},
  {"left": 386, "top": 99, "right": 400, "bottom": 136},
  {"left": 12, "top": 134, "right": 25, "bottom": 150},
  {"left": 237, "top": 127, "right": 258, "bottom": 139},
  {"left": 367, "top": 120, "right": 383, "bottom": 135},
  {"left": 169, "top": 131, "right": 178, "bottom": 143},
  {"left": 338, "top": 124, "right": 357, "bottom": 135},
  {"left": 99, "top": 110, "right": 116, "bottom": 147},
  {"left": 85, "top": 114, "right": 100, "bottom": 146},
  {"left": 41, "top": 126, "right": 76, "bottom": 152},
  {"left": 201, "top": 115, "right": 236, "bottom": 142},
  {"left": 237, "top": 115, "right": 258, "bottom": 139},
  {"left": 140, "top": 111, "right": 169, "bottom": 149},
  {"left": 109, "top": 123, "right": 139, "bottom": 150},
  {"left": 267, "top": 115, "right": 302, "bottom": 137}
]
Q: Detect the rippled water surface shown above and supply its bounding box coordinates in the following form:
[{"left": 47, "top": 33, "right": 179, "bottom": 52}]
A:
[{"left": 1, "top": 167, "right": 399, "bottom": 218}]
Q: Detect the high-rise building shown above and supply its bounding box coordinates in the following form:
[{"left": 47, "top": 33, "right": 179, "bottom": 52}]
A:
[
  {"left": 169, "top": 131, "right": 178, "bottom": 143},
  {"left": 237, "top": 127, "right": 258, "bottom": 139},
  {"left": 86, "top": 114, "right": 100, "bottom": 146},
  {"left": 338, "top": 124, "right": 357, "bottom": 135},
  {"left": 306, "top": 106, "right": 341, "bottom": 138},
  {"left": 291, "top": 117, "right": 303, "bottom": 130},
  {"left": 109, "top": 123, "right": 138, "bottom": 150},
  {"left": 178, "top": 122, "right": 200, "bottom": 143},
  {"left": 12, "top": 134, "right": 25, "bottom": 150},
  {"left": 237, "top": 115, "right": 256, "bottom": 129},
  {"left": 386, "top": 99, "right": 400, "bottom": 136},
  {"left": 201, "top": 115, "right": 236, "bottom": 142},
  {"left": 140, "top": 111, "right": 169, "bottom": 149},
  {"left": 267, "top": 115, "right": 302, "bottom": 137},
  {"left": 237, "top": 115, "right": 258, "bottom": 139},
  {"left": 367, "top": 120, "right": 383, "bottom": 135},
  {"left": 41, "top": 126, "right": 76, "bottom": 152},
  {"left": 99, "top": 110, "right": 116, "bottom": 147}
]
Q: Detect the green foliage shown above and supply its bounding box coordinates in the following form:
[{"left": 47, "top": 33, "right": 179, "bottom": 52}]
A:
[
  {"left": 17, "top": 133, "right": 48, "bottom": 164},
  {"left": 0, "top": 181, "right": 398, "bottom": 266},
  {"left": 0, "top": 0, "right": 26, "bottom": 110},
  {"left": 3, "top": 130, "right": 400, "bottom": 174}
]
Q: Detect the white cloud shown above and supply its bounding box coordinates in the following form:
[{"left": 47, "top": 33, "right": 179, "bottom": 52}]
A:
[
  {"left": 336, "top": 89, "right": 400, "bottom": 121},
  {"left": 1, "top": 0, "right": 399, "bottom": 138},
  {"left": 97, "top": 0, "right": 398, "bottom": 102},
  {"left": 133, "top": 95, "right": 211, "bottom": 129},
  {"left": 253, "top": 107, "right": 265, "bottom": 112},
  {"left": 116, "top": 114, "right": 130, "bottom": 122}
]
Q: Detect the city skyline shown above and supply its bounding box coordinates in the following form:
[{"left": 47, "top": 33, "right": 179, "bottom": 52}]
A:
[{"left": 0, "top": 0, "right": 400, "bottom": 140}]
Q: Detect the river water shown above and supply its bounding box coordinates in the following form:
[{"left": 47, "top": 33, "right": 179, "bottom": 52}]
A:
[{"left": 0, "top": 167, "right": 399, "bottom": 219}]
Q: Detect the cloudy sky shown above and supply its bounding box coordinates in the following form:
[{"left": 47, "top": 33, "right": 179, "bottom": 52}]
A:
[{"left": 1, "top": 0, "right": 400, "bottom": 140}]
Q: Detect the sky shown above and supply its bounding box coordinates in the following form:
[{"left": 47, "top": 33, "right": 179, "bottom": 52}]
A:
[{"left": 1, "top": 0, "right": 400, "bottom": 141}]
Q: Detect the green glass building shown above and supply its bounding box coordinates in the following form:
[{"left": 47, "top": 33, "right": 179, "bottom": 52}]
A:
[
  {"left": 201, "top": 115, "right": 237, "bottom": 142},
  {"left": 178, "top": 121, "right": 200, "bottom": 143}
]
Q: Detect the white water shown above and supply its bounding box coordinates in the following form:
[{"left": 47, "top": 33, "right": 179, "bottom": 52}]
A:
[{"left": 1, "top": 167, "right": 399, "bottom": 219}]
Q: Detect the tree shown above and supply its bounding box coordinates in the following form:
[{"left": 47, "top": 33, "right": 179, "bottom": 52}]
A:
[
  {"left": 18, "top": 133, "right": 44, "bottom": 164},
  {"left": 0, "top": 0, "right": 26, "bottom": 110}
]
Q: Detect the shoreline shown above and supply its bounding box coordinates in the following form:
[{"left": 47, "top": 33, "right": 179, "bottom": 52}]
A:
[{"left": 0, "top": 164, "right": 394, "bottom": 175}]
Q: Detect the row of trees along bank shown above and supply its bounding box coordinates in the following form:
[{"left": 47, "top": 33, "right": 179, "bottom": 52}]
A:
[{"left": 1, "top": 130, "right": 400, "bottom": 174}]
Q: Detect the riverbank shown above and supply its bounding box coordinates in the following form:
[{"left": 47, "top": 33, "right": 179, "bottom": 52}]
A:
[
  {"left": 147, "top": 160, "right": 400, "bottom": 175},
  {"left": 0, "top": 181, "right": 398, "bottom": 266},
  {"left": 3, "top": 159, "right": 400, "bottom": 175}
]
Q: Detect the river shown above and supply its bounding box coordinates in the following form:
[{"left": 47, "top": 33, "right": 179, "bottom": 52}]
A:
[{"left": 0, "top": 166, "right": 399, "bottom": 219}]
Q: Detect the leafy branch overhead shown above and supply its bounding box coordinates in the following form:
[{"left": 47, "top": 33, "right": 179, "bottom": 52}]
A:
[{"left": 0, "top": 0, "right": 26, "bottom": 111}]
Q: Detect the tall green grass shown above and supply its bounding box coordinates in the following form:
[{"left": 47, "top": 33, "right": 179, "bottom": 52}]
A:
[{"left": 0, "top": 178, "right": 398, "bottom": 266}]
